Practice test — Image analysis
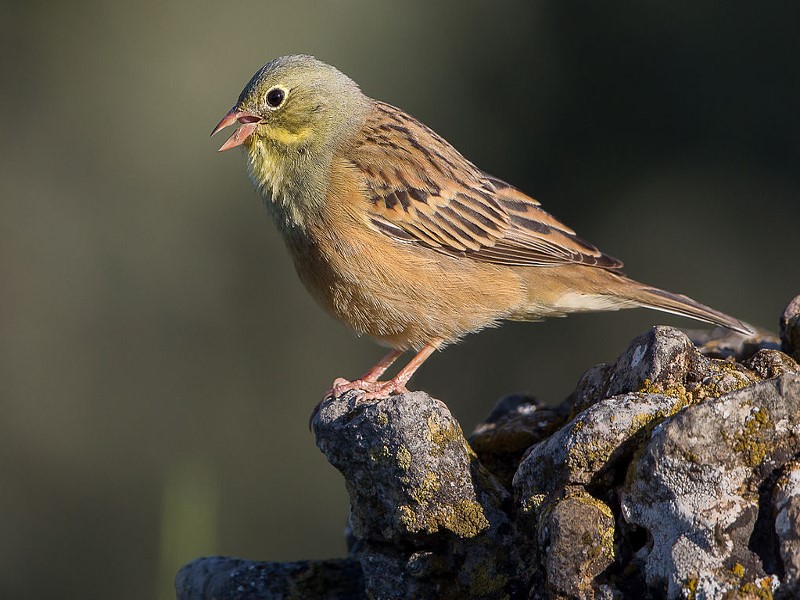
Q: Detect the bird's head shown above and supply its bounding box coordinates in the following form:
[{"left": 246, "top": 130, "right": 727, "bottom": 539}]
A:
[{"left": 211, "top": 54, "right": 368, "bottom": 158}]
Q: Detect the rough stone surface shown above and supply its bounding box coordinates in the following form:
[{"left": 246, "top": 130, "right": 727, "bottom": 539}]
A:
[
  {"left": 774, "top": 460, "right": 800, "bottom": 596},
  {"left": 780, "top": 295, "right": 800, "bottom": 361},
  {"left": 469, "top": 394, "right": 563, "bottom": 488},
  {"left": 177, "top": 297, "right": 800, "bottom": 600},
  {"left": 175, "top": 557, "right": 364, "bottom": 600},
  {"left": 622, "top": 375, "right": 800, "bottom": 599}
]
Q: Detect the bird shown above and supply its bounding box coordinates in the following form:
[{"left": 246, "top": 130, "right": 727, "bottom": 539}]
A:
[{"left": 211, "top": 54, "right": 752, "bottom": 401}]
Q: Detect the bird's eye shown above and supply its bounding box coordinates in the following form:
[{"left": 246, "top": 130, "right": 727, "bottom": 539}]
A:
[{"left": 266, "top": 87, "right": 286, "bottom": 108}]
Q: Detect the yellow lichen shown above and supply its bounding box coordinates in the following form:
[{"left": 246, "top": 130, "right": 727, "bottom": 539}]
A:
[
  {"left": 732, "top": 406, "right": 775, "bottom": 468},
  {"left": 395, "top": 445, "right": 412, "bottom": 471},
  {"left": 685, "top": 577, "right": 698, "bottom": 600}
]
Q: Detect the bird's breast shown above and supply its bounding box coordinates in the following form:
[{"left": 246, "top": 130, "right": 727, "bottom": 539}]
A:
[{"left": 278, "top": 168, "right": 528, "bottom": 349}]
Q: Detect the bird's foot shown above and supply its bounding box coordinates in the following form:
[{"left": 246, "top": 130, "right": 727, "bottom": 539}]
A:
[
  {"left": 309, "top": 377, "right": 410, "bottom": 430},
  {"left": 328, "top": 377, "right": 410, "bottom": 400}
]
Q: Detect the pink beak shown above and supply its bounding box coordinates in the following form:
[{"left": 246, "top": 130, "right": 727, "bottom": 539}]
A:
[{"left": 211, "top": 108, "right": 263, "bottom": 152}]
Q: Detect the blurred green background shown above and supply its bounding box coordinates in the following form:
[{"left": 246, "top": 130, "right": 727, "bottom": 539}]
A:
[{"left": 1, "top": 2, "right": 798, "bottom": 599}]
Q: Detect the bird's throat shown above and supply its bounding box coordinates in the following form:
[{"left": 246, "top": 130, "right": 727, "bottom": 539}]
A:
[{"left": 245, "top": 138, "right": 327, "bottom": 234}]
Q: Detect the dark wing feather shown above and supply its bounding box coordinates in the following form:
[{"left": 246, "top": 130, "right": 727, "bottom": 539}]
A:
[{"left": 350, "top": 101, "right": 623, "bottom": 270}]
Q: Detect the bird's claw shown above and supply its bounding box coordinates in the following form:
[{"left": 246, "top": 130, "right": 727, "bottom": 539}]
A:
[{"left": 327, "top": 377, "right": 410, "bottom": 400}]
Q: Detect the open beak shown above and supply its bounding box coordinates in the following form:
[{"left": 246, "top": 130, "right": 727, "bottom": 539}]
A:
[{"left": 211, "top": 108, "right": 263, "bottom": 152}]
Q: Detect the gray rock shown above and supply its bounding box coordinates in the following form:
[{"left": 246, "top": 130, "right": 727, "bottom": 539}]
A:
[
  {"left": 313, "top": 391, "right": 507, "bottom": 543},
  {"left": 514, "top": 392, "right": 682, "bottom": 507},
  {"left": 621, "top": 374, "right": 800, "bottom": 599},
  {"left": 780, "top": 295, "right": 800, "bottom": 361},
  {"left": 177, "top": 316, "right": 800, "bottom": 600},
  {"left": 537, "top": 491, "right": 615, "bottom": 600},
  {"left": 175, "top": 556, "right": 364, "bottom": 600},
  {"left": 774, "top": 460, "right": 800, "bottom": 596},
  {"left": 469, "top": 394, "right": 563, "bottom": 488},
  {"left": 568, "top": 326, "right": 761, "bottom": 416},
  {"left": 313, "top": 391, "right": 516, "bottom": 600}
]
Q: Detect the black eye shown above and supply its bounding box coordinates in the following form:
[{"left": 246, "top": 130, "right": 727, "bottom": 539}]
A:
[{"left": 266, "top": 87, "right": 285, "bottom": 108}]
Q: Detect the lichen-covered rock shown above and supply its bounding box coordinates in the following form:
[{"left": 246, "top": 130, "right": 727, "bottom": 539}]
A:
[
  {"left": 774, "top": 460, "right": 800, "bottom": 596},
  {"left": 313, "top": 391, "right": 517, "bottom": 600},
  {"left": 537, "top": 491, "right": 616, "bottom": 599},
  {"left": 313, "top": 391, "right": 506, "bottom": 542},
  {"left": 469, "top": 394, "right": 563, "bottom": 488},
  {"left": 174, "top": 557, "right": 364, "bottom": 600},
  {"left": 176, "top": 297, "right": 800, "bottom": 600},
  {"left": 744, "top": 348, "right": 800, "bottom": 379},
  {"left": 514, "top": 392, "right": 683, "bottom": 509},
  {"left": 780, "top": 295, "right": 800, "bottom": 361},
  {"left": 621, "top": 374, "right": 800, "bottom": 599},
  {"left": 567, "top": 326, "right": 762, "bottom": 416}
]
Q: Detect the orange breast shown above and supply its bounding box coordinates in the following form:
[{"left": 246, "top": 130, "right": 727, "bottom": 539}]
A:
[{"left": 282, "top": 160, "right": 527, "bottom": 350}]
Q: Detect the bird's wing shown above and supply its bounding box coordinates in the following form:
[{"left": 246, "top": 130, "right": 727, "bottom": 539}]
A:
[{"left": 350, "top": 102, "right": 623, "bottom": 269}]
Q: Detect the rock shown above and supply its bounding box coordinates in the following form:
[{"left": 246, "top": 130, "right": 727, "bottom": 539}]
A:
[
  {"left": 780, "top": 295, "right": 800, "bottom": 361},
  {"left": 313, "top": 391, "right": 516, "bottom": 600},
  {"left": 469, "top": 394, "right": 563, "bottom": 488},
  {"left": 744, "top": 348, "right": 800, "bottom": 379},
  {"left": 537, "top": 491, "right": 616, "bottom": 599},
  {"left": 515, "top": 392, "right": 684, "bottom": 506},
  {"left": 313, "top": 391, "right": 507, "bottom": 543},
  {"left": 177, "top": 313, "right": 800, "bottom": 600},
  {"left": 567, "top": 326, "right": 762, "bottom": 416},
  {"left": 621, "top": 374, "right": 800, "bottom": 599},
  {"left": 174, "top": 556, "right": 364, "bottom": 600},
  {"left": 774, "top": 460, "right": 800, "bottom": 596}
]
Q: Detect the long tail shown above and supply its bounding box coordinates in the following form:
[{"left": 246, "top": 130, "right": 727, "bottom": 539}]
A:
[{"left": 615, "top": 277, "right": 754, "bottom": 335}]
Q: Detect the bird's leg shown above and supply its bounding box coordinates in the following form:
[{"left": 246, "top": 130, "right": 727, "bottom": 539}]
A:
[
  {"left": 330, "top": 340, "right": 441, "bottom": 400},
  {"left": 360, "top": 349, "right": 405, "bottom": 382}
]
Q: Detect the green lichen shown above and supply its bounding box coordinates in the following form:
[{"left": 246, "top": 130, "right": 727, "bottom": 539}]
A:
[
  {"left": 731, "top": 406, "right": 775, "bottom": 468},
  {"left": 685, "top": 576, "right": 698, "bottom": 600},
  {"left": 427, "top": 414, "right": 463, "bottom": 457},
  {"left": 369, "top": 444, "right": 393, "bottom": 463},
  {"left": 638, "top": 378, "right": 693, "bottom": 407},
  {"left": 468, "top": 561, "right": 509, "bottom": 598},
  {"left": 397, "top": 495, "right": 489, "bottom": 538},
  {"left": 573, "top": 493, "right": 615, "bottom": 563},
  {"left": 449, "top": 498, "right": 491, "bottom": 538},
  {"left": 398, "top": 466, "right": 489, "bottom": 538},
  {"left": 739, "top": 576, "right": 774, "bottom": 599},
  {"left": 638, "top": 359, "right": 758, "bottom": 407},
  {"left": 731, "top": 562, "right": 745, "bottom": 578},
  {"left": 396, "top": 445, "right": 412, "bottom": 471}
]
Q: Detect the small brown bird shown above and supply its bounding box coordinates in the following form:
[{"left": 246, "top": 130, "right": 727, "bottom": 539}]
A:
[{"left": 212, "top": 55, "right": 751, "bottom": 399}]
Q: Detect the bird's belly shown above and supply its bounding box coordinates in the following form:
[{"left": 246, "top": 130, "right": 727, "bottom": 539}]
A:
[{"left": 285, "top": 228, "right": 526, "bottom": 350}]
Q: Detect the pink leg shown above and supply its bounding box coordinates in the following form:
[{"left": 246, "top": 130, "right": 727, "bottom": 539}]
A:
[
  {"left": 330, "top": 339, "right": 442, "bottom": 400},
  {"left": 361, "top": 349, "right": 404, "bottom": 382}
]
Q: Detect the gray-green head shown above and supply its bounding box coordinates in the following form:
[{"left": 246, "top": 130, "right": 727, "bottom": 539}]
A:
[{"left": 211, "top": 54, "right": 369, "bottom": 155}]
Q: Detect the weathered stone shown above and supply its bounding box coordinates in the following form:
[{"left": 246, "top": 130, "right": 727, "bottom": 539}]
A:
[
  {"left": 313, "top": 391, "right": 507, "bottom": 543},
  {"left": 177, "top": 314, "right": 800, "bottom": 600},
  {"left": 569, "top": 326, "right": 761, "bottom": 417},
  {"left": 314, "top": 391, "right": 516, "bottom": 600},
  {"left": 469, "top": 394, "right": 563, "bottom": 488},
  {"left": 774, "top": 460, "right": 800, "bottom": 596},
  {"left": 514, "top": 392, "right": 683, "bottom": 509},
  {"left": 744, "top": 348, "right": 800, "bottom": 379},
  {"left": 174, "top": 557, "right": 364, "bottom": 600},
  {"left": 538, "top": 491, "right": 615, "bottom": 600},
  {"left": 780, "top": 295, "right": 800, "bottom": 362},
  {"left": 621, "top": 374, "right": 800, "bottom": 599}
]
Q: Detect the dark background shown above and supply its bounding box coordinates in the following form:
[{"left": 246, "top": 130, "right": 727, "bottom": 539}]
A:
[{"left": 1, "top": 2, "right": 797, "bottom": 599}]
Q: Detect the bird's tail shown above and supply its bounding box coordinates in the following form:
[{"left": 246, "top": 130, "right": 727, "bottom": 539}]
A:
[{"left": 612, "top": 277, "right": 754, "bottom": 335}]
